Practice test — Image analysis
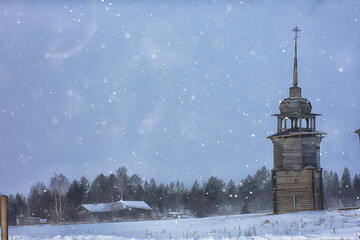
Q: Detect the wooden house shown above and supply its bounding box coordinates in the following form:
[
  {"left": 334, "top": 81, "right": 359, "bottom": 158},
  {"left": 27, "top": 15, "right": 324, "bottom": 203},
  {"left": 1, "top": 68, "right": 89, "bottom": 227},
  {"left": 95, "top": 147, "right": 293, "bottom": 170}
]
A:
[
  {"left": 267, "top": 27, "right": 326, "bottom": 214},
  {"left": 78, "top": 200, "right": 153, "bottom": 222},
  {"left": 17, "top": 216, "right": 47, "bottom": 225}
]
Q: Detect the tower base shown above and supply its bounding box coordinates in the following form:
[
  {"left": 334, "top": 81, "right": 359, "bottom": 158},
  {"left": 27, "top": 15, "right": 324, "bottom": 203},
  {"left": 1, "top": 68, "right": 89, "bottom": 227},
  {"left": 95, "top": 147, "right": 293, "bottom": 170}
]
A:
[{"left": 272, "top": 168, "right": 323, "bottom": 214}]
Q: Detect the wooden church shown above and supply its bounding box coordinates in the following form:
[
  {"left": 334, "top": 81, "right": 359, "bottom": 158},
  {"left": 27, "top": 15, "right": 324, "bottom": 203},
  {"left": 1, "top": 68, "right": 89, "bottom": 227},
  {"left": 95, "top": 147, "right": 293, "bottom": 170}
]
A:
[{"left": 268, "top": 27, "right": 326, "bottom": 214}]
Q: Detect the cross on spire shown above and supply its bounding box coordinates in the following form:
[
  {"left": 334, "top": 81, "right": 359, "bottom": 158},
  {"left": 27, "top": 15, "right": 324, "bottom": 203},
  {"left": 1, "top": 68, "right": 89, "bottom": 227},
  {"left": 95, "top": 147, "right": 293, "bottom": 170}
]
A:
[{"left": 292, "top": 26, "right": 301, "bottom": 40}]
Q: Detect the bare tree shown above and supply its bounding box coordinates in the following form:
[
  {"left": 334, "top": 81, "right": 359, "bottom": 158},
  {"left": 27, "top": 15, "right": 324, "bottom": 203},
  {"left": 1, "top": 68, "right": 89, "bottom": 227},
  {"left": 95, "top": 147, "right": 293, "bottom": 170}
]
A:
[
  {"left": 50, "top": 173, "right": 69, "bottom": 222},
  {"left": 116, "top": 167, "right": 128, "bottom": 200}
]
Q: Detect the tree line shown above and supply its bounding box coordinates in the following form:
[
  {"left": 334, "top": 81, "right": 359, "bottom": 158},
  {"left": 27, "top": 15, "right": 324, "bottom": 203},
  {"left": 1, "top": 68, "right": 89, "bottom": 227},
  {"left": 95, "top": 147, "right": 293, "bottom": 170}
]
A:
[
  {"left": 323, "top": 167, "right": 360, "bottom": 208},
  {"left": 4, "top": 166, "right": 360, "bottom": 223}
]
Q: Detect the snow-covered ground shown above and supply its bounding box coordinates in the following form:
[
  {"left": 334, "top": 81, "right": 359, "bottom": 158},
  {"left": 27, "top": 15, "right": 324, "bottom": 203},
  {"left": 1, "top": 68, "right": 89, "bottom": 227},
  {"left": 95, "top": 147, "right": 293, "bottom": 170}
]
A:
[{"left": 9, "top": 209, "right": 360, "bottom": 240}]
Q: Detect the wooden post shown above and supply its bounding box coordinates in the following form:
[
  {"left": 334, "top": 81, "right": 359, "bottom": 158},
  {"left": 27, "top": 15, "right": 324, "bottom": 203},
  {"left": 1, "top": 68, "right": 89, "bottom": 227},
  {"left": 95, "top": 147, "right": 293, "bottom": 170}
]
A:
[{"left": 1, "top": 195, "right": 8, "bottom": 240}]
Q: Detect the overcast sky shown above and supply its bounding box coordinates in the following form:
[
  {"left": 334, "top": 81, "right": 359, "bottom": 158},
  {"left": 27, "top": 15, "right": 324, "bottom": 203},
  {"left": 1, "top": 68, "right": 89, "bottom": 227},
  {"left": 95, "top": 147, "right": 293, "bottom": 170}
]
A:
[{"left": 0, "top": 0, "right": 359, "bottom": 196}]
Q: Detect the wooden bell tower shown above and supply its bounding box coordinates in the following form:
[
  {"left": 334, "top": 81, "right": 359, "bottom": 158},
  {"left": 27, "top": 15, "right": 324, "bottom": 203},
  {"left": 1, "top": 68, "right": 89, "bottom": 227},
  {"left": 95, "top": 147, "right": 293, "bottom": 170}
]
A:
[{"left": 268, "top": 27, "right": 326, "bottom": 214}]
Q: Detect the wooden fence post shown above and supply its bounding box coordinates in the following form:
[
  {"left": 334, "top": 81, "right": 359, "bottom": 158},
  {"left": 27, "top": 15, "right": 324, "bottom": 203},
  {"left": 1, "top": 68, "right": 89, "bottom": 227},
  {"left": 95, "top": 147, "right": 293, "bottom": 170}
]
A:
[{"left": 1, "top": 195, "right": 8, "bottom": 240}]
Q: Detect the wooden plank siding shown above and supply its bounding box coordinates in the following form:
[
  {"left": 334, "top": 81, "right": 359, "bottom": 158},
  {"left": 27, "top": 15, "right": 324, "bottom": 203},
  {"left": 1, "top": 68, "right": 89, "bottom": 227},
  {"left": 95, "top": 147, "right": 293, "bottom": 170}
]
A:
[
  {"left": 301, "top": 137, "right": 322, "bottom": 168},
  {"left": 272, "top": 170, "right": 316, "bottom": 214},
  {"left": 271, "top": 136, "right": 322, "bottom": 171},
  {"left": 270, "top": 134, "right": 324, "bottom": 214}
]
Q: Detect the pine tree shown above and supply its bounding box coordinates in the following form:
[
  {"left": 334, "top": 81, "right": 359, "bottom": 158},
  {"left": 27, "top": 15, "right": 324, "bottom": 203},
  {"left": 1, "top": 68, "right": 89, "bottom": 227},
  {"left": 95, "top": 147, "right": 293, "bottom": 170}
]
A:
[
  {"left": 165, "top": 182, "right": 177, "bottom": 211},
  {"left": 204, "top": 177, "right": 225, "bottom": 213},
  {"left": 79, "top": 176, "right": 89, "bottom": 203},
  {"left": 175, "top": 181, "right": 183, "bottom": 211},
  {"left": 252, "top": 167, "right": 272, "bottom": 210},
  {"left": 127, "top": 174, "right": 144, "bottom": 201},
  {"left": 238, "top": 175, "right": 255, "bottom": 212},
  {"left": 225, "top": 179, "right": 238, "bottom": 211},
  {"left": 326, "top": 172, "right": 341, "bottom": 207},
  {"left": 352, "top": 174, "right": 360, "bottom": 205},
  {"left": 180, "top": 183, "right": 189, "bottom": 212},
  {"left": 157, "top": 183, "right": 167, "bottom": 213},
  {"left": 15, "top": 193, "right": 27, "bottom": 216},
  {"left": 144, "top": 178, "right": 158, "bottom": 210},
  {"left": 189, "top": 181, "right": 209, "bottom": 217},
  {"left": 340, "top": 167, "right": 353, "bottom": 207},
  {"left": 107, "top": 173, "right": 119, "bottom": 202},
  {"left": 88, "top": 173, "right": 107, "bottom": 203},
  {"left": 64, "top": 180, "right": 83, "bottom": 221}
]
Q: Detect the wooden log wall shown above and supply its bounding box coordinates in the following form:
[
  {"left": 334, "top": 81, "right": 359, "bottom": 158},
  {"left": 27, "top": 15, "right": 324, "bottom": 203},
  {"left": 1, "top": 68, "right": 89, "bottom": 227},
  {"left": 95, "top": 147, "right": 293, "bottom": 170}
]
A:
[
  {"left": 272, "top": 137, "right": 303, "bottom": 170},
  {"left": 273, "top": 170, "right": 315, "bottom": 214},
  {"left": 271, "top": 135, "right": 322, "bottom": 171},
  {"left": 301, "top": 137, "right": 322, "bottom": 168}
]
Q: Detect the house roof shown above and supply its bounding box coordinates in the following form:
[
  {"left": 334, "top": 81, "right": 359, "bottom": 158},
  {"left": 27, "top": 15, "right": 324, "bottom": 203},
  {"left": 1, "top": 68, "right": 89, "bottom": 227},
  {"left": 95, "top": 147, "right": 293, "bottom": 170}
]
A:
[
  {"left": 80, "top": 201, "right": 124, "bottom": 213},
  {"left": 80, "top": 200, "right": 152, "bottom": 213},
  {"left": 120, "top": 201, "right": 153, "bottom": 211}
]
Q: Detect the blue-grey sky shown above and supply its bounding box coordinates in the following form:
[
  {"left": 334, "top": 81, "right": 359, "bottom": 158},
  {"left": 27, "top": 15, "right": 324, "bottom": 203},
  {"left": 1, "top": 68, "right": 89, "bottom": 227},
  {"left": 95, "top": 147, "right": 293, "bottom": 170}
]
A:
[{"left": 0, "top": 0, "right": 359, "bottom": 195}]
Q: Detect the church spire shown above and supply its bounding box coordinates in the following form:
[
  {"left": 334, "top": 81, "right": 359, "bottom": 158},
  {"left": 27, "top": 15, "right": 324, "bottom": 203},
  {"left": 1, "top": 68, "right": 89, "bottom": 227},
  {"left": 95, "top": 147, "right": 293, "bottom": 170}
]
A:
[
  {"left": 289, "top": 26, "right": 301, "bottom": 98},
  {"left": 292, "top": 26, "right": 300, "bottom": 87}
]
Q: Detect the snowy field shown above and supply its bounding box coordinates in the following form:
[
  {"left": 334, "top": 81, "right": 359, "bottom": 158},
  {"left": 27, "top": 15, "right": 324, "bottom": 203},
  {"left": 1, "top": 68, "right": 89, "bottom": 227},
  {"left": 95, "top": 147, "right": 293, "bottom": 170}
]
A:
[{"left": 9, "top": 209, "right": 360, "bottom": 240}]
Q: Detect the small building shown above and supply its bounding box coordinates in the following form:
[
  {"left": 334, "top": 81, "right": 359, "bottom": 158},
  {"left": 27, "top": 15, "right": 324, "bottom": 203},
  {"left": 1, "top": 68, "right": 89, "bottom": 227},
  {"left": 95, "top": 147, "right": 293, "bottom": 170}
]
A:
[
  {"left": 78, "top": 200, "right": 153, "bottom": 222},
  {"left": 17, "top": 216, "right": 47, "bottom": 225},
  {"left": 166, "top": 211, "right": 182, "bottom": 219}
]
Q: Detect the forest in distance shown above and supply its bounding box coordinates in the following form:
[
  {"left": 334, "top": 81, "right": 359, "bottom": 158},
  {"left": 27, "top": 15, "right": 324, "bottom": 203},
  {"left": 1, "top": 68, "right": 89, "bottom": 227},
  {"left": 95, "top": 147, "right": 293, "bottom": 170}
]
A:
[{"left": 3, "top": 166, "right": 360, "bottom": 224}]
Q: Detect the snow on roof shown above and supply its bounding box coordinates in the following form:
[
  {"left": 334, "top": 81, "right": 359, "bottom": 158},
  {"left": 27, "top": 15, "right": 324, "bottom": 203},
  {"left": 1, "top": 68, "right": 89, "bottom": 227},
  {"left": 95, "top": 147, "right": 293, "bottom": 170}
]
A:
[
  {"left": 81, "top": 201, "right": 124, "bottom": 213},
  {"left": 80, "top": 201, "right": 152, "bottom": 213},
  {"left": 120, "top": 201, "right": 153, "bottom": 211}
]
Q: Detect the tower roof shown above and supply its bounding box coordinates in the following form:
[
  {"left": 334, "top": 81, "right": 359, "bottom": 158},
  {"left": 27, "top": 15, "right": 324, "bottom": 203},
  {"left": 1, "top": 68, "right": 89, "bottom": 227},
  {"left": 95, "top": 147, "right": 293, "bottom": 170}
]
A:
[{"left": 279, "top": 97, "right": 312, "bottom": 114}]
